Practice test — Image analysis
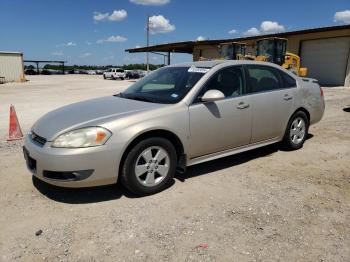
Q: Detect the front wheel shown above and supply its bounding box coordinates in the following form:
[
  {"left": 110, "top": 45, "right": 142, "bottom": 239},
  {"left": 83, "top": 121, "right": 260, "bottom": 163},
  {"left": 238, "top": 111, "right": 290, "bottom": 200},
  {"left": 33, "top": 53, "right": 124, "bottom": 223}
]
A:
[
  {"left": 282, "top": 111, "right": 309, "bottom": 150},
  {"left": 120, "top": 137, "right": 177, "bottom": 195}
]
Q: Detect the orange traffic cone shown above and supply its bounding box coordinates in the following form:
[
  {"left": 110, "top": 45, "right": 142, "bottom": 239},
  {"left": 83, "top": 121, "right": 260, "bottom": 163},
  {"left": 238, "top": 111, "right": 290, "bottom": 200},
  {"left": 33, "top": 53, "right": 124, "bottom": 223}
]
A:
[{"left": 7, "top": 105, "right": 23, "bottom": 141}]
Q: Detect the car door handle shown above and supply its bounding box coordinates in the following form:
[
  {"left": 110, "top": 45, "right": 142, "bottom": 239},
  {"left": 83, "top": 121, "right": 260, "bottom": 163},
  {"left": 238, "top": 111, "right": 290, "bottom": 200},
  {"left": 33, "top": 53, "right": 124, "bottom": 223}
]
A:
[
  {"left": 283, "top": 94, "right": 293, "bottom": 101},
  {"left": 237, "top": 102, "right": 250, "bottom": 109}
]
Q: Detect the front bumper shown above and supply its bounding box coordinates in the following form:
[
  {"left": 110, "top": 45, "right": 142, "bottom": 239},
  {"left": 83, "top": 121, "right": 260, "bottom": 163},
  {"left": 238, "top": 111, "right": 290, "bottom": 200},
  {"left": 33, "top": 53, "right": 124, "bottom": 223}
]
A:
[{"left": 23, "top": 134, "right": 120, "bottom": 188}]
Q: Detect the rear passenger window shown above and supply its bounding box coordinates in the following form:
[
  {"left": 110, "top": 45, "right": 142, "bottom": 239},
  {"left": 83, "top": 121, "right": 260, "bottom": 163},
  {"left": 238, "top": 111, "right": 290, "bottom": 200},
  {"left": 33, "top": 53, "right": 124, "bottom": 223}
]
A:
[
  {"left": 280, "top": 71, "right": 297, "bottom": 88},
  {"left": 247, "top": 65, "right": 281, "bottom": 93}
]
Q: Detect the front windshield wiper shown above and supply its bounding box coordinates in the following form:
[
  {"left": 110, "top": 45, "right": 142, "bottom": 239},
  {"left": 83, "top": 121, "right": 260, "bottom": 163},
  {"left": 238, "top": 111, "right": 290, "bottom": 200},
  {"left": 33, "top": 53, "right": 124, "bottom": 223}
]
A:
[
  {"left": 114, "top": 93, "right": 156, "bottom": 103},
  {"left": 127, "top": 95, "right": 155, "bottom": 103},
  {"left": 114, "top": 92, "right": 125, "bottom": 98}
]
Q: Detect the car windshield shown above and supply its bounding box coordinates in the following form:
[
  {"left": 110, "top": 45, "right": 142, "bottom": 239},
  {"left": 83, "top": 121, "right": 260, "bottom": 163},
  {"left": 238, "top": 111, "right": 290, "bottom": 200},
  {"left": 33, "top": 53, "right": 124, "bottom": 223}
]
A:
[{"left": 117, "top": 66, "right": 208, "bottom": 104}]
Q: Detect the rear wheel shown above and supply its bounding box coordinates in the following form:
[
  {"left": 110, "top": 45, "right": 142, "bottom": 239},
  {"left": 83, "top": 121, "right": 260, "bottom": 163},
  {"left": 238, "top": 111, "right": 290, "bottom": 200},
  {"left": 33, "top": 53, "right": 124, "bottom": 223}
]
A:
[
  {"left": 120, "top": 137, "right": 177, "bottom": 195},
  {"left": 282, "top": 111, "right": 309, "bottom": 150}
]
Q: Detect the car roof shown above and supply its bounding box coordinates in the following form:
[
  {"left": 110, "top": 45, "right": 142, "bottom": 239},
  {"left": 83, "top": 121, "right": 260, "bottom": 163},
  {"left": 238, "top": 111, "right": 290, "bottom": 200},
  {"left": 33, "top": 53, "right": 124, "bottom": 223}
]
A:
[
  {"left": 170, "top": 60, "right": 283, "bottom": 69},
  {"left": 170, "top": 60, "right": 226, "bottom": 68},
  {"left": 168, "top": 60, "right": 299, "bottom": 80}
]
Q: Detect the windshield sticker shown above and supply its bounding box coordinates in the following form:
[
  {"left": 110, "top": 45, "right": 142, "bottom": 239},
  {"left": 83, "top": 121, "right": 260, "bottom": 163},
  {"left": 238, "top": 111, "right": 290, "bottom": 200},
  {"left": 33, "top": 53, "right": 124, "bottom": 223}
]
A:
[
  {"left": 188, "top": 66, "right": 210, "bottom": 74},
  {"left": 171, "top": 93, "right": 179, "bottom": 98}
]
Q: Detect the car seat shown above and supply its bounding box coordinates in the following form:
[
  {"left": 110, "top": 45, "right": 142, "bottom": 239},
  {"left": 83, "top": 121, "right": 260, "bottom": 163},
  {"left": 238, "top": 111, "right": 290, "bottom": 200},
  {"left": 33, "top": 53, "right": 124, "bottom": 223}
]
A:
[
  {"left": 219, "top": 72, "right": 241, "bottom": 97},
  {"left": 257, "top": 77, "right": 278, "bottom": 92}
]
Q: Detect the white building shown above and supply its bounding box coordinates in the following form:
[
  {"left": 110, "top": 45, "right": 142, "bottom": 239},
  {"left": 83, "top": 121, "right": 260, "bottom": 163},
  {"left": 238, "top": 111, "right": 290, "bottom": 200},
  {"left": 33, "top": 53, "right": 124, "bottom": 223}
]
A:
[{"left": 0, "top": 51, "right": 25, "bottom": 83}]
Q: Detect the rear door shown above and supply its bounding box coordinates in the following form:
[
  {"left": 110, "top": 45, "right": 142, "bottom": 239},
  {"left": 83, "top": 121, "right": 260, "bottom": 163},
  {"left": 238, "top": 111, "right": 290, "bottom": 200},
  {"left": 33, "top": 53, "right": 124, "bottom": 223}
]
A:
[
  {"left": 245, "top": 65, "right": 295, "bottom": 143},
  {"left": 189, "top": 66, "right": 252, "bottom": 158}
]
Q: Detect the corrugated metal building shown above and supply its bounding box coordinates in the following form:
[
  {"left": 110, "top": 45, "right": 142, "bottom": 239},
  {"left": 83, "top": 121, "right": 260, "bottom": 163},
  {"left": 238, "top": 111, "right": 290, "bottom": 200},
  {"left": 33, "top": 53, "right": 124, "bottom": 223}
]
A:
[
  {"left": 126, "top": 25, "right": 350, "bottom": 87},
  {"left": 0, "top": 51, "right": 25, "bottom": 83}
]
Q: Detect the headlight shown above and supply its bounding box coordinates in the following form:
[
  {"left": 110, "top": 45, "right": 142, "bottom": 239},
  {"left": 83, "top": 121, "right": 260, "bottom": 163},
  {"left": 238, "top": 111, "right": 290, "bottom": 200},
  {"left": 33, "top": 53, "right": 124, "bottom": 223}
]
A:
[{"left": 51, "top": 127, "right": 111, "bottom": 148}]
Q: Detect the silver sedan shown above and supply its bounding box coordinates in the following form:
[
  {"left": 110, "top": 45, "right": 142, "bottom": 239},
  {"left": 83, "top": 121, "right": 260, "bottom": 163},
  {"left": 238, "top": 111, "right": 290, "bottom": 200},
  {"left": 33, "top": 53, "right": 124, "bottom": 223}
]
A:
[{"left": 24, "top": 60, "right": 325, "bottom": 195}]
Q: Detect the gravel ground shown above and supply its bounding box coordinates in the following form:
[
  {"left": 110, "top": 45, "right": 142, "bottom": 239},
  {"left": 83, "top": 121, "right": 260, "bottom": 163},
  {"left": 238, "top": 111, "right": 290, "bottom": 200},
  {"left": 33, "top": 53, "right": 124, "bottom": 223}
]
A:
[{"left": 0, "top": 75, "right": 349, "bottom": 261}]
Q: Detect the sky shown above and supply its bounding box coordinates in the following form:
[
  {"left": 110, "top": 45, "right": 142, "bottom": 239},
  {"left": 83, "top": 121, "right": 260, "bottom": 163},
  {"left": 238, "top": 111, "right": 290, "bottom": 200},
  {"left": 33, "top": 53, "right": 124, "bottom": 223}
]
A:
[{"left": 1, "top": 0, "right": 349, "bottom": 66}]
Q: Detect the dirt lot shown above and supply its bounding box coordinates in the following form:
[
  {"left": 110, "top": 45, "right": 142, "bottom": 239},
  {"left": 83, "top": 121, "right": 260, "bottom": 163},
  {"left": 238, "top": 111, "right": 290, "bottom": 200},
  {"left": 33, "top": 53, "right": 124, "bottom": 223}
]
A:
[{"left": 0, "top": 75, "right": 349, "bottom": 261}]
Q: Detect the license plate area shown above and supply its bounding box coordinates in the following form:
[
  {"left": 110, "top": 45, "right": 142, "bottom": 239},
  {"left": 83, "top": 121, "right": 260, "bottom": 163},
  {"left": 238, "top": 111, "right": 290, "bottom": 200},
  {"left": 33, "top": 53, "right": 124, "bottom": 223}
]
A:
[{"left": 23, "top": 147, "right": 37, "bottom": 173}]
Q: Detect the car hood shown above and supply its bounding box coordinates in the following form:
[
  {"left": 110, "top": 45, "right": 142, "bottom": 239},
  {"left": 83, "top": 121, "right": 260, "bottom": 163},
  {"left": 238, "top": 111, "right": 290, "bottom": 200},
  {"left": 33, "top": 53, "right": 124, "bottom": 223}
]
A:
[{"left": 32, "top": 96, "right": 165, "bottom": 140}]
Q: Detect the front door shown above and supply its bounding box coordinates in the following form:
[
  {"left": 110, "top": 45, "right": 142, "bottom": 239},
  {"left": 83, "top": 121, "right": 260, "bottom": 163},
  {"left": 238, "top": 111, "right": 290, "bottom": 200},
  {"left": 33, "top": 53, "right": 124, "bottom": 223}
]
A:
[{"left": 189, "top": 66, "right": 252, "bottom": 158}]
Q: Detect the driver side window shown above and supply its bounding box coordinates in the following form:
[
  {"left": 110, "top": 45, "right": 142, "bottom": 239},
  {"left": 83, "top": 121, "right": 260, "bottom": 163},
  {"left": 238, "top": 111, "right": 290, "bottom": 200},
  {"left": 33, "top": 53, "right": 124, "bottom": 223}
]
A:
[{"left": 197, "top": 66, "right": 244, "bottom": 102}]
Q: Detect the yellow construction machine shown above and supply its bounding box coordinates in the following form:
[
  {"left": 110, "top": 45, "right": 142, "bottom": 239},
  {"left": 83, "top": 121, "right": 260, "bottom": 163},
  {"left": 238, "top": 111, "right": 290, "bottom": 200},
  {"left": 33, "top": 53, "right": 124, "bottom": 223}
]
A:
[
  {"left": 217, "top": 37, "right": 307, "bottom": 77},
  {"left": 218, "top": 42, "right": 247, "bottom": 60},
  {"left": 256, "top": 37, "right": 307, "bottom": 76}
]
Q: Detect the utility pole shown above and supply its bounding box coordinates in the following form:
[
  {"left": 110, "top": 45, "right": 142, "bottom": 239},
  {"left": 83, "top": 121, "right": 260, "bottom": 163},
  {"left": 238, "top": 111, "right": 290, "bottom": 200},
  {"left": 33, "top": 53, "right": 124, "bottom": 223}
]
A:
[{"left": 146, "top": 16, "right": 150, "bottom": 73}]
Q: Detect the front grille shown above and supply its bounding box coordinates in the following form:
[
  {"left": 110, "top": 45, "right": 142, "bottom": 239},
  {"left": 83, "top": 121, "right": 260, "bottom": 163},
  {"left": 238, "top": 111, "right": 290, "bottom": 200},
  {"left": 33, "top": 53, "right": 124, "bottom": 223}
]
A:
[{"left": 31, "top": 132, "right": 47, "bottom": 147}]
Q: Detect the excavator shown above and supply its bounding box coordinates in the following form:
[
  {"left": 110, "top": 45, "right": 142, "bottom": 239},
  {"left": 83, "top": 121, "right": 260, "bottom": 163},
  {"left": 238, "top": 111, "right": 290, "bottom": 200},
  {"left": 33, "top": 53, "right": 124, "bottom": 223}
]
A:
[{"left": 218, "top": 37, "right": 307, "bottom": 77}]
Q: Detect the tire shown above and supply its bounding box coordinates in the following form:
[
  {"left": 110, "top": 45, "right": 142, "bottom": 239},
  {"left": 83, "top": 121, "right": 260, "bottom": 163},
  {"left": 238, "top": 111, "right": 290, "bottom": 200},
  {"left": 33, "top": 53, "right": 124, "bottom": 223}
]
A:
[
  {"left": 282, "top": 111, "right": 309, "bottom": 150},
  {"left": 120, "top": 77, "right": 124, "bottom": 80},
  {"left": 120, "top": 137, "right": 177, "bottom": 195},
  {"left": 103, "top": 75, "right": 106, "bottom": 79}
]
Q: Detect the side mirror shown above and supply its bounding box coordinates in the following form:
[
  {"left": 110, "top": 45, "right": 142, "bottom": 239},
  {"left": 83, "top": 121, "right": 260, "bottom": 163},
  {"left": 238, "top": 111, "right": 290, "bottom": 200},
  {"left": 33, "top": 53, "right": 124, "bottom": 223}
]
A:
[{"left": 201, "top": 89, "right": 225, "bottom": 102}]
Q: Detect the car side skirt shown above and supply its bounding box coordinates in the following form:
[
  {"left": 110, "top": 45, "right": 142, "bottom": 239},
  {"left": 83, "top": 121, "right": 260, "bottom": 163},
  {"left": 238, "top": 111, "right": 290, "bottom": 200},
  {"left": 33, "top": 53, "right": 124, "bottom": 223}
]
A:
[{"left": 187, "top": 138, "right": 280, "bottom": 166}]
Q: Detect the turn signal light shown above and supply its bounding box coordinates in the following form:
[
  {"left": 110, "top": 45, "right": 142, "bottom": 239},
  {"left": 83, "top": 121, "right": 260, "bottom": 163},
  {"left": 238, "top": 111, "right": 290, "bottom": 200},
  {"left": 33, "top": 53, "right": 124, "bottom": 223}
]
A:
[{"left": 96, "top": 131, "right": 107, "bottom": 142}]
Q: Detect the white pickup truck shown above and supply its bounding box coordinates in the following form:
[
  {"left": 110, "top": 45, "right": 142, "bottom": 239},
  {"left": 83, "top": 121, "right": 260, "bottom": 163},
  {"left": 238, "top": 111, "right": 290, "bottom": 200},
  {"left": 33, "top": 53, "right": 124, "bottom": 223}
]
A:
[{"left": 103, "top": 68, "right": 126, "bottom": 80}]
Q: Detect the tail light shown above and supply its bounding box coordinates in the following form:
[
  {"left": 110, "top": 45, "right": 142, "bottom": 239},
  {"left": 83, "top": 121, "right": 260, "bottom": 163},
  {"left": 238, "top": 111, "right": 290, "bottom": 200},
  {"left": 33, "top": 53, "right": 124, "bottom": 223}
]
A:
[{"left": 320, "top": 86, "right": 324, "bottom": 97}]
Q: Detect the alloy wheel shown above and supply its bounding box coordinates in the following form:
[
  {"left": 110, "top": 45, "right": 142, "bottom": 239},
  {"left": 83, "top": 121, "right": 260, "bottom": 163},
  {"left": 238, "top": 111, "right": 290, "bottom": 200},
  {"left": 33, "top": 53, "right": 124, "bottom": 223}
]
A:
[
  {"left": 290, "top": 117, "right": 306, "bottom": 145},
  {"left": 134, "top": 146, "right": 170, "bottom": 187}
]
